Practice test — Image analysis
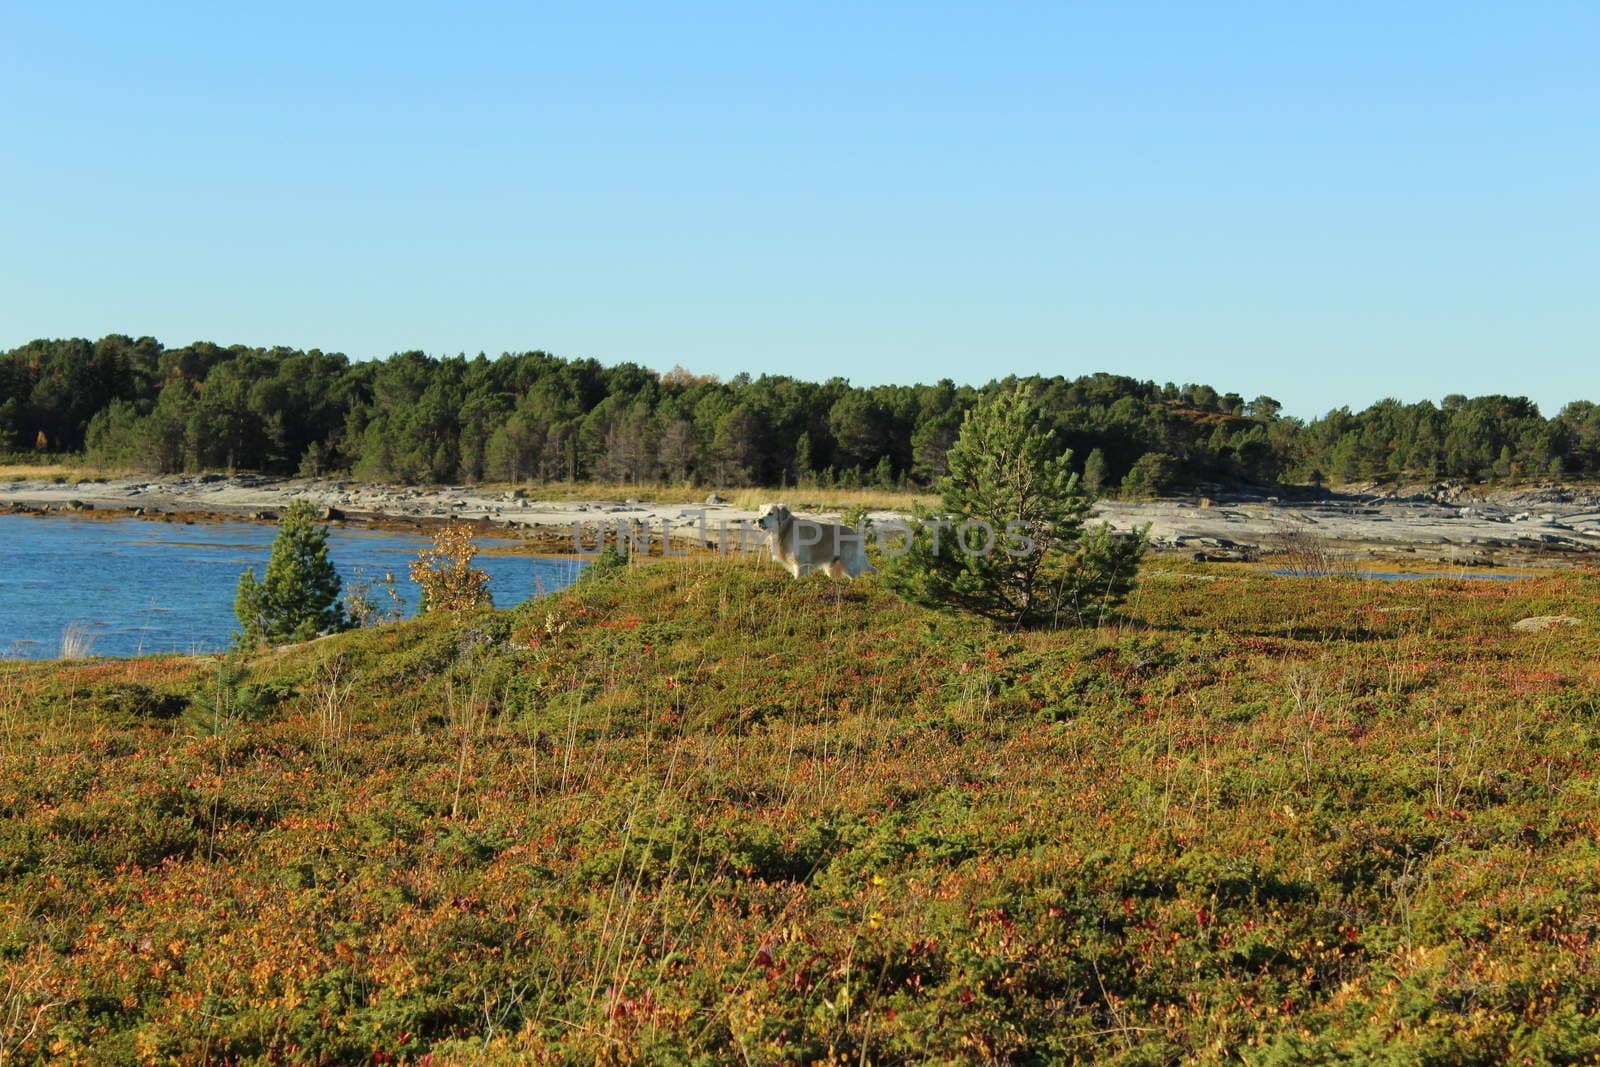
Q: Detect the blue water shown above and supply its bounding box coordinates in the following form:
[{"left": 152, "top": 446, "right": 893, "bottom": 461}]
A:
[
  {"left": 0, "top": 515, "right": 585, "bottom": 659},
  {"left": 1268, "top": 568, "right": 1541, "bottom": 581}
]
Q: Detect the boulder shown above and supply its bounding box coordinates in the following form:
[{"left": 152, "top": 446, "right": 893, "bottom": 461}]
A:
[
  {"left": 1192, "top": 549, "right": 1252, "bottom": 563},
  {"left": 1511, "top": 615, "right": 1580, "bottom": 633}
]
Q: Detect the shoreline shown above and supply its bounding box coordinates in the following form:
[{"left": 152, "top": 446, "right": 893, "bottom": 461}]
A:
[
  {"left": 4, "top": 473, "right": 1600, "bottom": 568},
  {"left": 0, "top": 499, "right": 587, "bottom": 557}
]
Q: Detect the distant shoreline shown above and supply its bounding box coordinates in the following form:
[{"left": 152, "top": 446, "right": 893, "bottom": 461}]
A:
[{"left": 3, "top": 474, "right": 1599, "bottom": 568}]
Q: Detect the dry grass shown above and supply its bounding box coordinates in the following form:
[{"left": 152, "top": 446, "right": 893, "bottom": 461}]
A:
[
  {"left": 56, "top": 623, "right": 97, "bottom": 660},
  {"left": 0, "top": 463, "right": 133, "bottom": 484},
  {"left": 719, "top": 486, "right": 931, "bottom": 514},
  {"left": 1267, "top": 524, "right": 1361, "bottom": 577}
]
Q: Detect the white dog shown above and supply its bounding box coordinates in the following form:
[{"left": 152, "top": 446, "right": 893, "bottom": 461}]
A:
[{"left": 754, "top": 503, "right": 877, "bottom": 580}]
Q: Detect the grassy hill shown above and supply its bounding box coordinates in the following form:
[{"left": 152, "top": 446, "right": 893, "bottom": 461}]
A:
[{"left": 3, "top": 559, "right": 1600, "bottom": 1064}]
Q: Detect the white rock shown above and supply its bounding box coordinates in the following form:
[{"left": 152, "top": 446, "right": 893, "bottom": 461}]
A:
[{"left": 1511, "top": 615, "right": 1580, "bottom": 633}]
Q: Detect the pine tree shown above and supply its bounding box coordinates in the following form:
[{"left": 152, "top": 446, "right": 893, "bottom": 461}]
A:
[
  {"left": 793, "top": 431, "right": 815, "bottom": 484},
  {"left": 884, "top": 384, "right": 1146, "bottom": 629},
  {"left": 1120, "top": 451, "right": 1178, "bottom": 498},
  {"left": 1082, "top": 447, "right": 1109, "bottom": 493},
  {"left": 234, "top": 502, "right": 348, "bottom": 648}
]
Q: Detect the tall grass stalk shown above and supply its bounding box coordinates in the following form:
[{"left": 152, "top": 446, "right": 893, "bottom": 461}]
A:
[{"left": 57, "top": 623, "right": 95, "bottom": 660}]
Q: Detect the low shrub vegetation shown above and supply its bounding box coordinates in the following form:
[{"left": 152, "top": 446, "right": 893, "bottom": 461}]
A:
[{"left": 2, "top": 559, "right": 1600, "bottom": 1062}]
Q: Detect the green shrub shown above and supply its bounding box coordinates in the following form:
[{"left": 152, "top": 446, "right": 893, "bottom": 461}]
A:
[
  {"left": 234, "top": 502, "right": 348, "bottom": 648},
  {"left": 885, "top": 383, "right": 1147, "bottom": 628}
]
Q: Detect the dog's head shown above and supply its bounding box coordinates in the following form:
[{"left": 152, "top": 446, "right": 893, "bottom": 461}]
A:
[{"left": 755, "top": 503, "right": 792, "bottom": 535}]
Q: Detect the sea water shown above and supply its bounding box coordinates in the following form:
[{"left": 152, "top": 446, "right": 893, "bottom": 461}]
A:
[{"left": 0, "top": 514, "right": 585, "bottom": 659}]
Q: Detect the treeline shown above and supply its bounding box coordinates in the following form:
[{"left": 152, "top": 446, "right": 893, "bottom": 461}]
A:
[{"left": 3, "top": 335, "right": 1598, "bottom": 492}]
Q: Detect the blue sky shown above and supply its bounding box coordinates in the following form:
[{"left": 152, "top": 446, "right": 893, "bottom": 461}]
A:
[{"left": 2, "top": 1, "right": 1596, "bottom": 417}]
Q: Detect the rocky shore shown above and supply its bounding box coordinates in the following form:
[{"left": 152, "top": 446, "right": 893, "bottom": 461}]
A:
[
  {"left": 1095, "top": 490, "right": 1600, "bottom": 567},
  {"left": 3, "top": 474, "right": 1599, "bottom": 567}
]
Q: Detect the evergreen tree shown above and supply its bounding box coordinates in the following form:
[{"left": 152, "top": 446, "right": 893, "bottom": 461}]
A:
[
  {"left": 793, "top": 430, "right": 815, "bottom": 484},
  {"left": 234, "top": 502, "right": 348, "bottom": 648},
  {"left": 885, "top": 384, "right": 1146, "bottom": 629},
  {"left": 1120, "top": 452, "right": 1179, "bottom": 498},
  {"left": 13, "top": 332, "right": 1600, "bottom": 489},
  {"left": 1082, "top": 447, "right": 1109, "bottom": 493},
  {"left": 910, "top": 411, "right": 962, "bottom": 483}
]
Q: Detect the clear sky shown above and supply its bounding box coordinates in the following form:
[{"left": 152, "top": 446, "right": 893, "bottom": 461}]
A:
[{"left": 3, "top": 1, "right": 1596, "bottom": 417}]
